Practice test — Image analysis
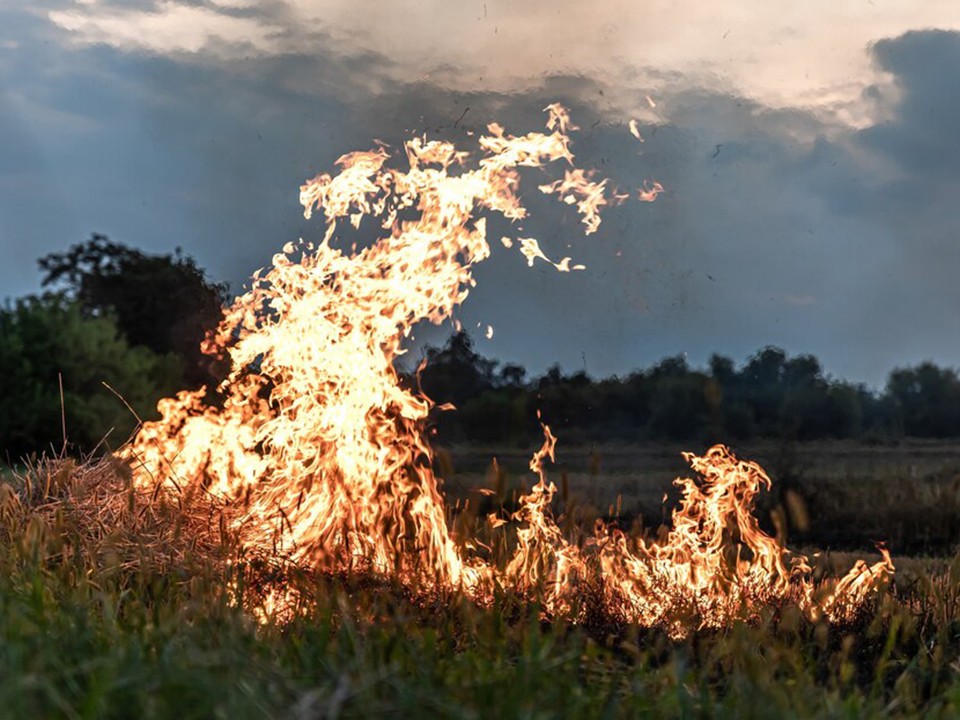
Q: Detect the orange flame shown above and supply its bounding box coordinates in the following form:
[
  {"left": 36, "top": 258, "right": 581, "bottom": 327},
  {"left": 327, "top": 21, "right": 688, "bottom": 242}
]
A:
[
  {"left": 124, "top": 105, "right": 891, "bottom": 635},
  {"left": 638, "top": 179, "right": 665, "bottom": 202}
]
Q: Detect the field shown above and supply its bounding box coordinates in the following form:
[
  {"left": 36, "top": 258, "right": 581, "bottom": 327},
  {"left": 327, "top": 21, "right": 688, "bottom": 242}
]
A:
[
  {"left": 441, "top": 439, "right": 960, "bottom": 556},
  {"left": 3, "top": 442, "right": 960, "bottom": 718}
]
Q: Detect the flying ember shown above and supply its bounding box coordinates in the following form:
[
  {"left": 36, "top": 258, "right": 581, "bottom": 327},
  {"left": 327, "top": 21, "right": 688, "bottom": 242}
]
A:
[{"left": 123, "top": 104, "right": 892, "bottom": 636}]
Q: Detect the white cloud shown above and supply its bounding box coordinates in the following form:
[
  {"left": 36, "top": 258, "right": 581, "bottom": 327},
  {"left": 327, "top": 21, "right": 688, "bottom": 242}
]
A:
[
  {"left": 46, "top": 0, "right": 960, "bottom": 123},
  {"left": 49, "top": 1, "right": 281, "bottom": 56},
  {"left": 210, "top": 0, "right": 258, "bottom": 8}
]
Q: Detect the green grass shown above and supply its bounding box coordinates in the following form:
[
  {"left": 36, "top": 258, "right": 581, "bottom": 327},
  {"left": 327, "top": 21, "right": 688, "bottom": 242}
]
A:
[
  {"left": 6, "top": 556, "right": 960, "bottom": 719},
  {"left": 5, "top": 452, "right": 960, "bottom": 718}
]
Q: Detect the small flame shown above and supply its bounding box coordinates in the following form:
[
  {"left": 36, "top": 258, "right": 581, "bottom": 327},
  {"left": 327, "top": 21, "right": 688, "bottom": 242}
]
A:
[
  {"left": 539, "top": 168, "right": 616, "bottom": 235},
  {"left": 639, "top": 180, "right": 665, "bottom": 202},
  {"left": 517, "top": 237, "right": 585, "bottom": 272}
]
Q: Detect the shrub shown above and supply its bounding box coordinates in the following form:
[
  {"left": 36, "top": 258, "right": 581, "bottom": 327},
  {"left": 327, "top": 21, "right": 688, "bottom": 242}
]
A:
[{"left": 0, "top": 294, "right": 182, "bottom": 460}]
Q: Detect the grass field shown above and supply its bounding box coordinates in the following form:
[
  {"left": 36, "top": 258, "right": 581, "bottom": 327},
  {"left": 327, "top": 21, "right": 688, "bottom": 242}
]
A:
[
  {"left": 440, "top": 439, "right": 960, "bottom": 556},
  {"left": 3, "top": 442, "right": 960, "bottom": 718}
]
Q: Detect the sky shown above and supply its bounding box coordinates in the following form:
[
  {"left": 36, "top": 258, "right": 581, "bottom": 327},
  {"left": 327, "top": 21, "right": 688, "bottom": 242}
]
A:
[{"left": 3, "top": 1, "right": 960, "bottom": 387}]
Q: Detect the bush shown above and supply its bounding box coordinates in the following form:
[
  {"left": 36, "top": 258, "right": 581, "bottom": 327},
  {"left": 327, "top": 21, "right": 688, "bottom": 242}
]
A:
[
  {"left": 39, "top": 234, "right": 228, "bottom": 389},
  {"left": 0, "top": 294, "right": 182, "bottom": 460}
]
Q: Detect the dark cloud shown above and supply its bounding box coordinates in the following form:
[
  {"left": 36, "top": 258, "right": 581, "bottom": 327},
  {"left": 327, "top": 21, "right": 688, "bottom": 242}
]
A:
[
  {"left": 862, "top": 30, "right": 960, "bottom": 178},
  {"left": 6, "top": 9, "right": 960, "bottom": 386},
  {"left": 815, "top": 30, "right": 960, "bottom": 382}
]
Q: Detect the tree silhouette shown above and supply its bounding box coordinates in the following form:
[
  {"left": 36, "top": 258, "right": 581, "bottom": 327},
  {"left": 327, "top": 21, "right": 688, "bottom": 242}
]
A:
[
  {"left": 420, "top": 331, "right": 497, "bottom": 408},
  {"left": 39, "top": 234, "right": 228, "bottom": 389},
  {"left": 887, "top": 362, "right": 960, "bottom": 437}
]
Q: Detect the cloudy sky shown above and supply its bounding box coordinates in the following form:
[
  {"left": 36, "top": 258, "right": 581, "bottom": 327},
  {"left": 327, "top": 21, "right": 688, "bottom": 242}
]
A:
[{"left": 3, "top": 1, "right": 960, "bottom": 386}]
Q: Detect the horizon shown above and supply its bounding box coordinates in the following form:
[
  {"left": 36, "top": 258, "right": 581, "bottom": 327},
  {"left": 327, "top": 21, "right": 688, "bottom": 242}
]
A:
[
  {"left": 406, "top": 326, "right": 950, "bottom": 395},
  {"left": 15, "top": 231, "right": 950, "bottom": 394}
]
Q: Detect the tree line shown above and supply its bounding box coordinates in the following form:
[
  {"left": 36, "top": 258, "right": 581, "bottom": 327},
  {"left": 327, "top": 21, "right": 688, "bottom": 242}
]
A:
[
  {"left": 419, "top": 332, "right": 960, "bottom": 446},
  {"left": 2, "top": 235, "right": 960, "bottom": 460}
]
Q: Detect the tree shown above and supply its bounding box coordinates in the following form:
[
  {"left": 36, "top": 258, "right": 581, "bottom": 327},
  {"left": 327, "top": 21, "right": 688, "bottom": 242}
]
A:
[
  {"left": 709, "top": 354, "right": 755, "bottom": 440},
  {"left": 499, "top": 363, "right": 527, "bottom": 389},
  {"left": 420, "top": 331, "right": 497, "bottom": 409},
  {"left": 39, "top": 234, "right": 228, "bottom": 389},
  {"left": 0, "top": 294, "right": 182, "bottom": 460},
  {"left": 742, "top": 346, "right": 788, "bottom": 432},
  {"left": 886, "top": 362, "right": 960, "bottom": 437},
  {"left": 646, "top": 358, "right": 711, "bottom": 440}
]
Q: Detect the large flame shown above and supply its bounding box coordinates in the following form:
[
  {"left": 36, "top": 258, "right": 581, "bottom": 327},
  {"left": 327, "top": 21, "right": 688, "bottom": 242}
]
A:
[{"left": 124, "top": 105, "right": 892, "bottom": 635}]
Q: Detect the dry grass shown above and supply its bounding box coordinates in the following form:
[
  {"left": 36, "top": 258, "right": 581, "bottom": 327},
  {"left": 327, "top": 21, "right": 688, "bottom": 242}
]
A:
[
  {"left": 0, "top": 454, "right": 237, "bottom": 587},
  {"left": 3, "top": 450, "right": 960, "bottom": 716},
  {"left": 0, "top": 448, "right": 892, "bottom": 635},
  {"left": 439, "top": 439, "right": 960, "bottom": 555}
]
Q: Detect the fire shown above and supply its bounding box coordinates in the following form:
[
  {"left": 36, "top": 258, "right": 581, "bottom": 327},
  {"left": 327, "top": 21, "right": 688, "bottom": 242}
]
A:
[
  {"left": 638, "top": 179, "right": 665, "bottom": 202},
  {"left": 123, "top": 104, "right": 891, "bottom": 635}
]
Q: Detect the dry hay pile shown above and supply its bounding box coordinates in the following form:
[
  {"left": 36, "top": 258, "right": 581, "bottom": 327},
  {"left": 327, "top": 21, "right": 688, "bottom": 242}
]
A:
[{"left": 0, "top": 454, "right": 238, "bottom": 588}]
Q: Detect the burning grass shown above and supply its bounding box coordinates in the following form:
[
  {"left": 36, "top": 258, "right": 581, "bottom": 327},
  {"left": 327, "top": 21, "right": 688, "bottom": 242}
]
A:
[
  {"left": 0, "top": 454, "right": 234, "bottom": 584},
  {"left": 0, "top": 103, "right": 942, "bottom": 715},
  {"left": 1, "top": 453, "right": 960, "bottom": 717},
  {"left": 0, "top": 448, "right": 888, "bottom": 638}
]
